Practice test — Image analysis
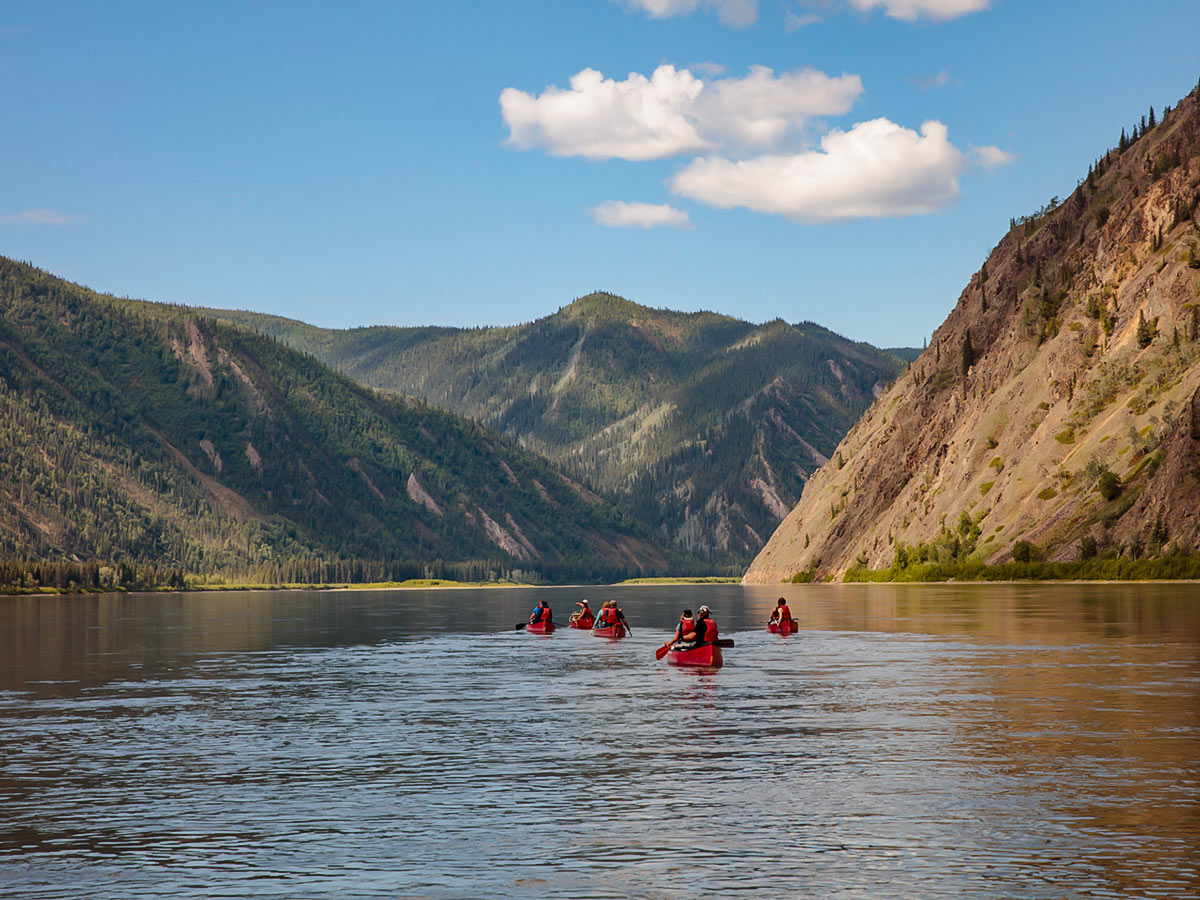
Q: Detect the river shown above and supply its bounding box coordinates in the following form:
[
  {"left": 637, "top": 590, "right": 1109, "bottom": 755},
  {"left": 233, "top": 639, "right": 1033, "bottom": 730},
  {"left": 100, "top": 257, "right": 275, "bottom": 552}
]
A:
[{"left": 1, "top": 583, "right": 1197, "bottom": 899}]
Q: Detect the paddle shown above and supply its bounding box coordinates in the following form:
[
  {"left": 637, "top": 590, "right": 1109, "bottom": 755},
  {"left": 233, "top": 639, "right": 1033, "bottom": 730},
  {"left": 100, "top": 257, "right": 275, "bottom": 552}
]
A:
[
  {"left": 515, "top": 623, "right": 526, "bottom": 630},
  {"left": 655, "top": 643, "right": 671, "bottom": 660}
]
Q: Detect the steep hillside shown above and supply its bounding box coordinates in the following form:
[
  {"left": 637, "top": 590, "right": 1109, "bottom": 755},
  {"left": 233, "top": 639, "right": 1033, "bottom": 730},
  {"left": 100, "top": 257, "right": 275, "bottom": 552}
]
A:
[
  {"left": 0, "top": 258, "right": 682, "bottom": 583},
  {"left": 200, "top": 295, "right": 907, "bottom": 563},
  {"left": 746, "top": 84, "right": 1200, "bottom": 582}
]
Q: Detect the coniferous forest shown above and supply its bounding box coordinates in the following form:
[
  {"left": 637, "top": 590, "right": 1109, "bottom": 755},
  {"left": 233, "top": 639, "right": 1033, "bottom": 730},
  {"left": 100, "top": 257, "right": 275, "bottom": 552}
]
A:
[{"left": 0, "top": 257, "right": 701, "bottom": 591}]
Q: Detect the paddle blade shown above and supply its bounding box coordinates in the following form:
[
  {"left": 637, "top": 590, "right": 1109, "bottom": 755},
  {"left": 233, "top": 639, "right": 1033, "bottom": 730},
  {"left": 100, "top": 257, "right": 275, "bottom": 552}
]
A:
[
  {"left": 515, "top": 623, "right": 526, "bottom": 631},
  {"left": 655, "top": 644, "right": 670, "bottom": 660},
  {"left": 717, "top": 638, "right": 735, "bottom": 648}
]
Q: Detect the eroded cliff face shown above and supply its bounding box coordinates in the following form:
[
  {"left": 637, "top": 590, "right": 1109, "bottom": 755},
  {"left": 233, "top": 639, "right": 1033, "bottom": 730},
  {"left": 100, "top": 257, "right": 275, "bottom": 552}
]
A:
[{"left": 746, "top": 87, "right": 1200, "bottom": 583}]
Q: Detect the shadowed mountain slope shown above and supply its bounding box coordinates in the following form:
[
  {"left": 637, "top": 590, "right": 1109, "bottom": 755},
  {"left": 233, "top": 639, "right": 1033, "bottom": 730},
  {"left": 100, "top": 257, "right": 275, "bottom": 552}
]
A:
[
  {"left": 0, "top": 258, "right": 684, "bottom": 582},
  {"left": 200, "top": 295, "right": 908, "bottom": 565}
]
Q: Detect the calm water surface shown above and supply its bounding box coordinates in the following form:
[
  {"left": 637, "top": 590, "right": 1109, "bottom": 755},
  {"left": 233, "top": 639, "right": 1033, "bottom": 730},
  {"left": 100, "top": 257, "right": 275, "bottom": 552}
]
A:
[{"left": 1, "top": 583, "right": 1198, "bottom": 899}]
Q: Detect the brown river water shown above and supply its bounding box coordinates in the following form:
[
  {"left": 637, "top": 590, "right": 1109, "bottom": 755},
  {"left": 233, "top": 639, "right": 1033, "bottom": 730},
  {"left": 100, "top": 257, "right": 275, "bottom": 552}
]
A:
[{"left": 1, "top": 583, "right": 1198, "bottom": 899}]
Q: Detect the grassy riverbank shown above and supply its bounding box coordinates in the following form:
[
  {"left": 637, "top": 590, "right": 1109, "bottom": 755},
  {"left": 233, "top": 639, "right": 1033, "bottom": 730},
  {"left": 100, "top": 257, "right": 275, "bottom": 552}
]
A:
[
  {"left": 615, "top": 576, "right": 741, "bottom": 585},
  {"left": 0, "top": 577, "right": 543, "bottom": 597},
  {"left": 841, "top": 555, "right": 1200, "bottom": 583}
]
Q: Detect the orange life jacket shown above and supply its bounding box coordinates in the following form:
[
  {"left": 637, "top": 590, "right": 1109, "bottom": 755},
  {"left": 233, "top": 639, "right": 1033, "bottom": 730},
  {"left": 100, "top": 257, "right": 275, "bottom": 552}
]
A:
[
  {"left": 599, "top": 606, "right": 619, "bottom": 626},
  {"left": 532, "top": 605, "right": 550, "bottom": 623}
]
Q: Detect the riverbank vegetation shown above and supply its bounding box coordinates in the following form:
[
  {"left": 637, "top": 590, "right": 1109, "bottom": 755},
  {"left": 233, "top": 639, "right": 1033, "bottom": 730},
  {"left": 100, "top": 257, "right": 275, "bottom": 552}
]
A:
[{"left": 841, "top": 553, "right": 1200, "bottom": 582}]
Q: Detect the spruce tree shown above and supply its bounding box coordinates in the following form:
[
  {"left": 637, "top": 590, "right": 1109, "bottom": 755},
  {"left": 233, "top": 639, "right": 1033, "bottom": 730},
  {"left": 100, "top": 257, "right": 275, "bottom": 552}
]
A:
[
  {"left": 1136, "top": 310, "right": 1153, "bottom": 348},
  {"left": 1149, "top": 106, "right": 1156, "bottom": 128}
]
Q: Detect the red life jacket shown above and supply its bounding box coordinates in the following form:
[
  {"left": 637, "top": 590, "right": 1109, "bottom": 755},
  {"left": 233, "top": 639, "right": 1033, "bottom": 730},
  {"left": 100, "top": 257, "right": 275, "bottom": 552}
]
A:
[
  {"left": 700, "top": 618, "right": 718, "bottom": 642},
  {"left": 679, "top": 616, "right": 694, "bottom": 636},
  {"left": 533, "top": 605, "right": 550, "bottom": 623},
  {"left": 778, "top": 604, "right": 792, "bottom": 624},
  {"left": 599, "top": 607, "right": 619, "bottom": 626}
]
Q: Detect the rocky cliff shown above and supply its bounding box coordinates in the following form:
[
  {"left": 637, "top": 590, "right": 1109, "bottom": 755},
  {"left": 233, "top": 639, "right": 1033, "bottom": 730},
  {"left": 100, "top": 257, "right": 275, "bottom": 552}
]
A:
[{"left": 746, "top": 84, "right": 1200, "bottom": 583}]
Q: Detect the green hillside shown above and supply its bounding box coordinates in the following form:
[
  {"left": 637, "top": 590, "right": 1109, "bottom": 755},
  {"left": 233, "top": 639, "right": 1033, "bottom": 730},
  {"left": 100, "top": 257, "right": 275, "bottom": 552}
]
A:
[
  {"left": 201, "top": 295, "right": 909, "bottom": 563},
  {"left": 0, "top": 258, "right": 689, "bottom": 587}
]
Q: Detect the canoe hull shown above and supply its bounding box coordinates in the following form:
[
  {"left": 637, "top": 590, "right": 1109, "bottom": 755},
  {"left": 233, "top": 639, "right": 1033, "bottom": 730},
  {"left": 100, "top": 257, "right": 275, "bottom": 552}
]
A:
[
  {"left": 666, "top": 643, "right": 723, "bottom": 667},
  {"left": 767, "top": 621, "right": 799, "bottom": 635},
  {"left": 526, "top": 621, "right": 555, "bottom": 634},
  {"left": 569, "top": 616, "right": 594, "bottom": 629},
  {"left": 591, "top": 623, "right": 626, "bottom": 639}
]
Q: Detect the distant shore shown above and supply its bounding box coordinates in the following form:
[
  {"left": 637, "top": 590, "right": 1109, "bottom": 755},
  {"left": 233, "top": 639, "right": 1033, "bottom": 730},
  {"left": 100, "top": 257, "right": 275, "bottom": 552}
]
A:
[{"left": 1, "top": 575, "right": 746, "bottom": 598}]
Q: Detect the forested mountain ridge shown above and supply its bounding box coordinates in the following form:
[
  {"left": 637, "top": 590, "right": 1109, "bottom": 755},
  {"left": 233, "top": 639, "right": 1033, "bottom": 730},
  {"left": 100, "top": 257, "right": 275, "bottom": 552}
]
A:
[
  {"left": 197, "top": 294, "right": 908, "bottom": 564},
  {"left": 746, "top": 82, "right": 1200, "bottom": 582},
  {"left": 0, "top": 257, "right": 686, "bottom": 584}
]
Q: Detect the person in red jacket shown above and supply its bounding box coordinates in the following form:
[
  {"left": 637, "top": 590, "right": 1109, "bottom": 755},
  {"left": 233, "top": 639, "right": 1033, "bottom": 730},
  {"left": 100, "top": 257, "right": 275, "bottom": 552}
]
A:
[
  {"left": 529, "top": 599, "right": 552, "bottom": 625},
  {"left": 570, "top": 599, "right": 594, "bottom": 627},
  {"left": 768, "top": 597, "right": 793, "bottom": 632},
  {"left": 660, "top": 608, "right": 694, "bottom": 654},
  {"left": 679, "top": 606, "right": 716, "bottom": 647}
]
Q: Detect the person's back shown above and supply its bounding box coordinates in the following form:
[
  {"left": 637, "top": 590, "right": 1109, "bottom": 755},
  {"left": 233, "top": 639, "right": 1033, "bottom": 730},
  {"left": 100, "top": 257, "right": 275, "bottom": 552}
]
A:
[{"left": 531, "top": 602, "right": 551, "bottom": 624}]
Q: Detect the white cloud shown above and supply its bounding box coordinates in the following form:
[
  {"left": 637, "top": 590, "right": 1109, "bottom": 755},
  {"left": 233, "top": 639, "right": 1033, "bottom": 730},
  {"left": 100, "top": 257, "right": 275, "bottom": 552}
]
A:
[
  {"left": 0, "top": 208, "right": 78, "bottom": 225},
  {"left": 501, "top": 66, "right": 708, "bottom": 161},
  {"left": 590, "top": 201, "right": 693, "bottom": 229},
  {"left": 849, "top": 0, "right": 988, "bottom": 21},
  {"left": 970, "top": 144, "right": 1015, "bottom": 169},
  {"left": 500, "top": 64, "right": 862, "bottom": 161},
  {"left": 621, "top": 0, "right": 758, "bottom": 27},
  {"left": 669, "top": 118, "right": 967, "bottom": 223},
  {"left": 696, "top": 65, "right": 862, "bottom": 150},
  {"left": 785, "top": 11, "right": 822, "bottom": 31}
]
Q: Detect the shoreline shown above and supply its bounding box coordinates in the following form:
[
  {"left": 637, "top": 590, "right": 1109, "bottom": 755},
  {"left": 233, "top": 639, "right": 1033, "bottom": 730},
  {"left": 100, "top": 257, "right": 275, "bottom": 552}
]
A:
[{"left": 6, "top": 575, "right": 1200, "bottom": 599}]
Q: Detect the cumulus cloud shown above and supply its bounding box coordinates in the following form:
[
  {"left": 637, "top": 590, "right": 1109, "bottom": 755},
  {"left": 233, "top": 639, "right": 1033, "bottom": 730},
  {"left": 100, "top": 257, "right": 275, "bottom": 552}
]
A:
[
  {"left": 849, "top": 0, "right": 989, "bottom": 21},
  {"left": 0, "top": 208, "right": 78, "bottom": 225},
  {"left": 970, "top": 144, "right": 1015, "bottom": 169},
  {"left": 621, "top": 0, "right": 758, "bottom": 27},
  {"left": 501, "top": 64, "right": 862, "bottom": 161},
  {"left": 590, "top": 201, "right": 693, "bottom": 229},
  {"left": 669, "top": 118, "right": 966, "bottom": 223},
  {"left": 696, "top": 65, "right": 863, "bottom": 150}
]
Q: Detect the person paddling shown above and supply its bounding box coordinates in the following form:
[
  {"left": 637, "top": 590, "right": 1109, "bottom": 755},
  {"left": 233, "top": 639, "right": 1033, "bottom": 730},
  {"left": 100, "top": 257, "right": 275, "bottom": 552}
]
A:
[
  {"left": 679, "top": 605, "right": 716, "bottom": 648},
  {"left": 529, "top": 599, "right": 552, "bottom": 625},
  {"left": 570, "top": 599, "right": 594, "bottom": 626},
  {"left": 595, "top": 600, "right": 631, "bottom": 633},
  {"left": 768, "top": 597, "right": 793, "bottom": 631},
  {"left": 660, "top": 608, "right": 694, "bottom": 654}
]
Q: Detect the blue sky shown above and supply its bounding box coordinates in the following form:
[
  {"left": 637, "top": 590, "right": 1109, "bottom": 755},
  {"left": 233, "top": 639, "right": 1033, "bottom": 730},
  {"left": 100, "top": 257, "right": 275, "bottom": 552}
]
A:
[{"left": 1, "top": 1, "right": 1197, "bottom": 347}]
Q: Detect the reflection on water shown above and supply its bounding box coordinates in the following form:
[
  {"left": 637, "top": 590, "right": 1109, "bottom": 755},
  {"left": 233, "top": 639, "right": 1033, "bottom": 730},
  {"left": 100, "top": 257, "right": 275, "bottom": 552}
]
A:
[{"left": 1, "top": 584, "right": 1198, "bottom": 898}]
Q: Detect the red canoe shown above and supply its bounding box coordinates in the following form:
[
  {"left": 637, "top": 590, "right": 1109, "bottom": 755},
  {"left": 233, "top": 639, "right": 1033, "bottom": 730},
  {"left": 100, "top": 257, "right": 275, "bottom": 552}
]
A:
[
  {"left": 666, "top": 642, "right": 723, "bottom": 667},
  {"left": 526, "top": 621, "right": 555, "bottom": 634},
  {"left": 767, "top": 620, "right": 799, "bottom": 634},
  {"left": 591, "top": 622, "right": 626, "bottom": 639},
  {"left": 569, "top": 614, "right": 595, "bottom": 629}
]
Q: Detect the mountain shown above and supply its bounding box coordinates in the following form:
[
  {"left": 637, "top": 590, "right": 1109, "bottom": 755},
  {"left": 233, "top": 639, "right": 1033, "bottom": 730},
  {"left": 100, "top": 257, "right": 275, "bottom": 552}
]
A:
[
  {"left": 196, "top": 295, "right": 909, "bottom": 564},
  {"left": 746, "top": 83, "right": 1200, "bottom": 582},
  {"left": 0, "top": 257, "right": 687, "bottom": 584}
]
